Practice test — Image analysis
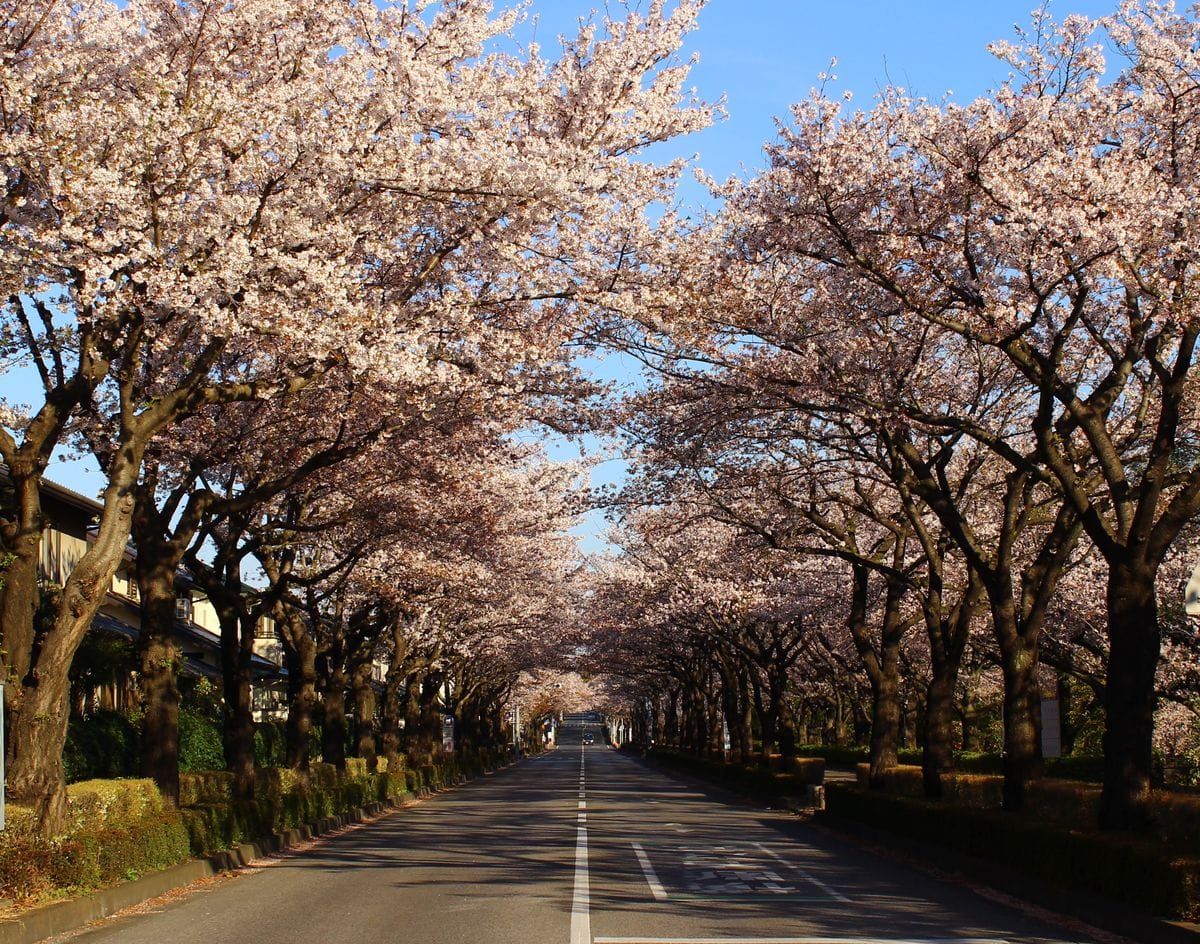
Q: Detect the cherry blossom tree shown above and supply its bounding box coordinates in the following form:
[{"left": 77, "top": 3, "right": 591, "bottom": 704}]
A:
[
  {"left": 0, "top": 0, "right": 711, "bottom": 832},
  {"left": 709, "top": 3, "right": 1200, "bottom": 828},
  {"left": 596, "top": 1, "right": 1200, "bottom": 828}
]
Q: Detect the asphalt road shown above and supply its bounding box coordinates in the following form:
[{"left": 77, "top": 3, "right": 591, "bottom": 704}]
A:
[{"left": 58, "top": 728, "right": 1104, "bottom": 944}]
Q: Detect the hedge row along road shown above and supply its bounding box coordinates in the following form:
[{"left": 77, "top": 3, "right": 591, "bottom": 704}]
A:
[{"left": 59, "top": 726, "right": 1094, "bottom": 944}]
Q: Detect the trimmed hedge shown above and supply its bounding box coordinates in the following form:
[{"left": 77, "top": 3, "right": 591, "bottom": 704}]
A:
[
  {"left": 176, "top": 751, "right": 513, "bottom": 854},
  {"left": 794, "top": 745, "right": 870, "bottom": 767},
  {"left": 649, "top": 749, "right": 824, "bottom": 797},
  {"left": 177, "top": 759, "right": 409, "bottom": 853},
  {"left": 851, "top": 763, "right": 1200, "bottom": 842},
  {"left": 72, "top": 813, "right": 191, "bottom": 885},
  {"left": 1, "top": 749, "right": 513, "bottom": 909},
  {"left": 825, "top": 783, "right": 1200, "bottom": 919},
  {"left": 0, "top": 780, "right": 191, "bottom": 903},
  {"left": 65, "top": 778, "right": 166, "bottom": 833},
  {"left": 797, "top": 745, "right": 1106, "bottom": 782}
]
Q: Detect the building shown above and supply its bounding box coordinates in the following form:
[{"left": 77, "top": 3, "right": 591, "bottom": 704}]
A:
[{"left": 31, "top": 474, "right": 287, "bottom": 720}]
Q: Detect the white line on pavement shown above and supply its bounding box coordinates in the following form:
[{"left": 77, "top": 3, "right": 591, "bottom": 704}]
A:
[
  {"left": 630, "top": 842, "right": 668, "bottom": 901},
  {"left": 570, "top": 823, "right": 591, "bottom": 944},
  {"left": 754, "top": 843, "right": 851, "bottom": 904},
  {"left": 570, "top": 741, "right": 591, "bottom": 944}
]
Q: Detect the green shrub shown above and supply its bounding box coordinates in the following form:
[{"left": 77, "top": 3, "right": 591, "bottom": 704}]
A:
[
  {"left": 795, "top": 745, "right": 868, "bottom": 767},
  {"left": 953, "top": 752, "right": 1004, "bottom": 774},
  {"left": 85, "top": 814, "right": 191, "bottom": 883},
  {"left": 942, "top": 772, "right": 1004, "bottom": 808},
  {"left": 1026, "top": 778, "right": 1101, "bottom": 826},
  {"left": 178, "top": 708, "right": 225, "bottom": 773},
  {"left": 254, "top": 722, "right": 288, "bottom": 768},
  {"left": 179, "top": 800, "right": 268, "bottom": 854},
  {"left": 67, "top": 778, "right": 164, "bottom": 833},
  {"left": 0, "top": 838, "right": 61, "bottom": 901},
  {"left": 306, "top": 762, "right": 340, "bottom": 791},
  {"left": 377, "top": 772, "right": 409, "bottom": 802},
  {"left": 1149, "top": 788, "right": 1200, "bottom": 850},
  {"left": 179, "top": 770, "right": 235, "bottom": 807},
  {"left": 855, "top": 763, "right": 925, "bottom": 794},
  {"left": 799, "top": 746, "right": 1106, "bottom": 782},
  {"left": 825, "top": 783, "right": 1200, "bottom": 918},
  {"left": 1, "top": 804, "right": 40, "bottom": 838},
  {"left": 1045, "top": 754, "right": 1105, "bottom": 782},
  {"left": 0, "top": 754, "right": 500, "bottom": 908},
  {"left": 0, "top": 782, "right": 190, "bottom": 905},
  {"left": 63, "top": 711, "right": 140, "bottom": 783},
  {"left": 178, "top": 759, "right": 439, "bottom": 853},
  {"left": 17, "top": 755, "right": 504, "bottom": 905}
]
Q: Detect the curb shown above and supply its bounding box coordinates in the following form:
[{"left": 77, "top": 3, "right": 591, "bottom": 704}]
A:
[{"left": 0, "top": 771, "right": 501, "bottom": 944}]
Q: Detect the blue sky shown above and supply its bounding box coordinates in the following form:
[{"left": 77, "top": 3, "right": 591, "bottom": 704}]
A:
[
  {"left": 33, "top": 0, "right": 1120, "bottom": 551},
  {"left": 529, "top": 0, "right": 1118, "bottom": 193}
]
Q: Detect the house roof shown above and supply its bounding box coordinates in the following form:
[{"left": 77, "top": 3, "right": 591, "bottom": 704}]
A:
[{"left": 92, "top": 611, "right": 285, "bottom": 681}]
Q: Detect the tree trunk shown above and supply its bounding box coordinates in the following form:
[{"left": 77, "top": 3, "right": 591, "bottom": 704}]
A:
[
  {"left": 6, "top": 456, "right": 141, "bottom": 835},
  {"left": 0, "top": 469, "right": 61, "bottom": 830},
  {"left": 1000, "top": 637, "right": 1042, "bottom": 811},
  {"left": 959, "top": 675, "right": 981, "bottom": 752},
  {"left": 351, "top": 659, "right": 377, "bottom": 772},
  {"left": 5, "top": 667, "right": 70, "bottom": 835},
  {"left": 380, "top": 630, "right": 413, "bottom": 772},
  {"left": 737, "top": 672, "right": 754, "bottom": 765},
  {"left": 216, "top": 600, "right": 257, "bottom": 799},
  {"left": 405, "top": 670, "right": 444, "bottom": 762},
  {"left": 279, "top": 614, "right": 317, "bottom": 770},
  {"left": 716, "top": 657, "right": 739, "bottom": 758},
  {"left": 134, "top": 516, "right": 183, "bottom": 807},
  {"left": 922, "top": 669, "right": 956, "bottom": 799},
  {"left": 322, "top": 679, "right": 348, "bottom": 770},
  {"left": 1100, "top": 562, "right": 1159, "bottom": 831},
  {"left": 867, "top": 651, "right": 901, "bottom": 786},
  {"left": 380, "top": 670, "right": 405, "bottom": 773},
  {"left": 138, "top": 590, "right": 181, "bottom": 806},
  {"left": 662, "top": 688, "right": 678, "bottom": 747},
  {"left": 0, "top": 467, "right": 45, "bottom": 736},
  {"left": 846, "top": 564, "right": 905, "bottom": 787},
  {"left": 921, "top": 584, "right": 977, "bottom": 799}
]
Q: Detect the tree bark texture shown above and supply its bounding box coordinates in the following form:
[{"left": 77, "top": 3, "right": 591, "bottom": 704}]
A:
[{"left": 1100, "top": 563, "right": 1160, "bottom": 831}]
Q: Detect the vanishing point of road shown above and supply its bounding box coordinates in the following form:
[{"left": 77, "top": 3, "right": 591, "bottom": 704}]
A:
[{"left": 57, "top": 724, "right": 1104, "bottom": 944}]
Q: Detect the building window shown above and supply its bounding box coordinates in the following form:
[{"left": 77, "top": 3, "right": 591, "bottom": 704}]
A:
[
  {"left": 253, "top": 618, "right": 278, "bottom": 640},
  {"left": 252, "top": 686, "right": 285, "bottom": 711}
]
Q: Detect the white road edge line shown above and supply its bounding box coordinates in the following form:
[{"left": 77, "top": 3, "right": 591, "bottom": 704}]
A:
[
  {"left": 571, "top": 741, "right": 591, "bottom": 944},
  {"left": 630, "top": 842, "right": 668, "bottom": 901},
  {"left": 754, "top": 843, "right": 851, "bottom": 904}
]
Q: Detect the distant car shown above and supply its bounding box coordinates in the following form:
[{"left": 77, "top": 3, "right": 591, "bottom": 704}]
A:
[{"left": 583, "top": 733, "right": 595, "bottom": 744}]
